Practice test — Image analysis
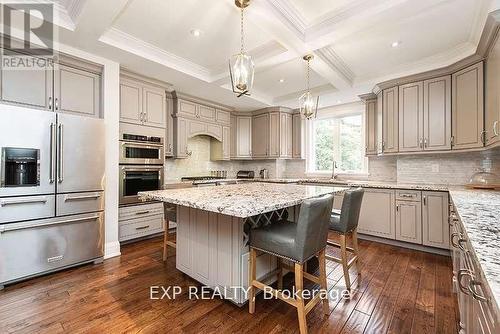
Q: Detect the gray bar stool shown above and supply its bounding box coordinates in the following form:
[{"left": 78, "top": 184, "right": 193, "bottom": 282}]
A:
[
  {"left": 163, "top": 203, "right": 177, "bottom": 261},
  {"left": 327, "top": 188, "right": 364, "bottom": 291},
  {"left": 248, "top": 194, "right": 334, "bottom": 334}
]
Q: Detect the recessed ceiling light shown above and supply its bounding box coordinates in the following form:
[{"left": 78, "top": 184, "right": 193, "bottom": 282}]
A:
[
  {"left": 337, "top": 100, "right": 342, "bottom": 104},
  {"left": 190, "top": 29, "right": 202, "bottom": 37},
  {"left": 391, "top": 41, "right": 401, "bottom": 48},
  {"left": 279, "top": 78, "right": 285, "bottom": 83}
]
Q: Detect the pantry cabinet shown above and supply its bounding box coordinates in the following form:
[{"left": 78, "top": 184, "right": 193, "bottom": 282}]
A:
[
  {"left": 452, "top": 62, "right": 484, "bottom": 150},
  {"left": 364, "top": 98, "right": 377, "bottom": 155},
  {"left": 382, "top": 87, "right": 399, "bottom": 153}
]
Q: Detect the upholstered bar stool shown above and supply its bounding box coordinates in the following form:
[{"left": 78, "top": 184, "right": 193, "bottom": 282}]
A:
[
  {"left": 163, "top": 203, "right": 177, "bottom": 261},
  {"left": 248, "top": 194, "right": 334, "bottom": 334},
  {"left": 327, "top": 188, "right": 364, "bottom": 291}
]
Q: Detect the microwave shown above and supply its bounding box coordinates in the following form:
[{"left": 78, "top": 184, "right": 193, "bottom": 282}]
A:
[{"left": 119, "top": 134, "right": 164, "bottom": 165}]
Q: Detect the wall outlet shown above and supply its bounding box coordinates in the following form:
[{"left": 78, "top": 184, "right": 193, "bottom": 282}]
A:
[{"left": 431, "top": 164, "right": 439, "bottom": 173}]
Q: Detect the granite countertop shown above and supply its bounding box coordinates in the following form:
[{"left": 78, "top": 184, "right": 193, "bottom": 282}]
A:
[
  {"left": 296, "top": 179, "right": 450, "bottom": 191},
  {"left": 140, "top": 182, "right": 346, "bottom": 218},
  {"left": 449, "top": 189, "right": 500, "bottom": 309}
]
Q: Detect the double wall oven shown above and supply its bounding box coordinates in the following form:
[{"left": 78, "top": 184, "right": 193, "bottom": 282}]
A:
[{"left": 119, "top": 133, "right": 164, "bottom": 205}]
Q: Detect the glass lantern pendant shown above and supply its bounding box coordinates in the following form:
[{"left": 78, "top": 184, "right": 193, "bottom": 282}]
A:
[
  {"left": 229, "top": 0, "right": 254, "bottom": 97},
  {"left": 299, "top": 54, "right": 319, "bottom": 120}
]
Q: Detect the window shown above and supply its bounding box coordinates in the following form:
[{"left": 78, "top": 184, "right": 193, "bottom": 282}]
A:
[{"left": 307, "top": 113, "right": 367, "bottom": 175}]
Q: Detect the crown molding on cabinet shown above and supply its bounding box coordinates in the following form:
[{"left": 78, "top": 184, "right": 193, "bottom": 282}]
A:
[
  {"left": 172, "top": 91, "right": 234, "bottom": 112},
  {"left": 120, "top": 68, "right": 174, "bottom": 92}
]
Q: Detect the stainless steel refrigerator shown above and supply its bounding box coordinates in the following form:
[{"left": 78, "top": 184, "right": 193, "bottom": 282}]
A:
[{"left": 0, "top": 108, "right": 105, "bottom": 288}]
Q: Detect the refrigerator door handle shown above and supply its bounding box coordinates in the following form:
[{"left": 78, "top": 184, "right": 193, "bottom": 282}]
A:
[
  {"left": 49, "top": 123, "right": 56, "bottom": 183},
  {"left": 0, "top": 196, "right": 48, "bottom": 207},
  {"left": 0, "top": 214, "right": 100, "bottom": 234},
  {"left": 64, "top": 193, "right": 101, "bottom": 201},
  {"left": 57, "top": 123, "right": 64, "bottom": 183}
]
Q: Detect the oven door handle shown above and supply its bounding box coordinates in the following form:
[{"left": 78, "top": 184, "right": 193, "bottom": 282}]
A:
[
  {"left": 0, "top": 215, "right": 100, "bottom": 234},
  {"left": 121, "top": 142, "right": 164, "bottom": 149}
]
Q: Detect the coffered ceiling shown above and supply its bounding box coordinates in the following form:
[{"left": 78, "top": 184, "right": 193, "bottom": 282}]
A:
[{"left": 29, "top": 0, "right": 500, "bottom": 110}]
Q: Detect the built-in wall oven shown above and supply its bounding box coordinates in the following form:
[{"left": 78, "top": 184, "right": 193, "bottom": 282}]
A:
[
  {"left": 119, "top": 165, "right": 163, "bottom": 205},
  {"left": 119, "top": 134, "right": 164, "bottom": 165}
]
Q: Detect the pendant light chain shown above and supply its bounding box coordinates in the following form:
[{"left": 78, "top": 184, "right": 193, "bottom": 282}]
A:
[
  {"left": 240, "top": 3, "right": 245, "bottom": 54},
  {"left": 306, "top": 58, "right": 311, "bottom": 92}
]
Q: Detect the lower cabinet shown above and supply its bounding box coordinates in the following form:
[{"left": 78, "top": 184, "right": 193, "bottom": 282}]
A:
[
  {"left": 395, "top": 199, "right": 422, "bottom": 244},
  {"left": 422, "top": 191, "right": 449, "bottom": 249},
  {"left": 358, "top": 189, "right": 396, "bottom": 239},
  {"left": 118, "top": 203, "right": 164, "bottom": 242}
]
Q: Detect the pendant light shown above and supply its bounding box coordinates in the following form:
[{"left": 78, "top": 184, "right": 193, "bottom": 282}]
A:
[
  {"left": 299, "top": 54, "right": 319, "bottom": 120},
  {"left": 229, "top": 0, "right": 255, "bottom": 97}
]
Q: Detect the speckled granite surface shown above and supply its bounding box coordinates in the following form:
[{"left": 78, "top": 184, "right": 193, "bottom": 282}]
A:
[
  {"left": 449, "top": 189, "right": 500, "bottom": 309},
  {"left": 140, "top": 183, "right": 346, "bottom": 218},
  {"left": 298, "top": 179, "right": 450, "bottom": 191}
]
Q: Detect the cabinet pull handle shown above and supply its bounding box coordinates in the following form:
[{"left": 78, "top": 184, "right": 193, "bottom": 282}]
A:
[
  {"left": 419, "top": 138, "right": 423, "bottom": 149},
  {"left": 457, "top": 269, "right": 473, "bottom": 295},
  {"left": 55, "top": 98, "right": 59, "bottom": 111},
  {"left": 396, "top": 205, "right": 399, "bottom": 212},
  {"left": 0, "top": 197, "right": 48, "bottom": 207},
  {"left": 450, "top": 232, "right": 462, "bottom": 248},
  {"left": 469, "top": 280, "right": 488, "bottom": 302},
  {"left": 480, "top": 130, "right": 486, "bottom": 144},
  {"left": 48, "top": 97, "right": 53, "bottom": 110},
  {"left": 135, "top": 225, "right": 150, "bottom": 230},
  {"left": 494, "top": 121, "right": 499, "bottom": 137},
  {"left": 450, "top": 136, "right": 454, "bottom": 147},
  {"left": 424, "top": 138, "right": 427, "bottom": 148},
  {"left": 135, "top": 210, "right": 151, "bottom": 215},
  {"left": 423, "top": 195, "right": 426, "bottom": 206}
]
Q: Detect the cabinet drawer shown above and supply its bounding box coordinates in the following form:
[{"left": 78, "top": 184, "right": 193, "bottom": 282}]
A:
[
  {"left": 119, "top": 202, "right": 164, "bottom": 221},
  {"left": 0, "top": 195, "right": 55, "bottom": 224},
  {"left": 119, "top": 214, "right": 164, "bottom": 241},
  {"left": 396, "top": 190, "right": 421, "bottom": 201},
  {"left": 56, "top": 191, "right": 104, "bottom": 216}
]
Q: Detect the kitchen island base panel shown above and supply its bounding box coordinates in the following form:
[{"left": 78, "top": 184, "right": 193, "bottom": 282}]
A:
[{"left": 175, "top": 205, "right": 279, "bottom": 305}]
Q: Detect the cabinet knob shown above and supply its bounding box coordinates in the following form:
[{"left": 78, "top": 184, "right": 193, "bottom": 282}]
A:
[{"left": 493, "top": 121, "right": 499, "bottom": 137}]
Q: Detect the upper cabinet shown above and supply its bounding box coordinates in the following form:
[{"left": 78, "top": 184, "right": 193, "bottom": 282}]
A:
[
  {"left": 292, "top": 113, "right": 303, "bottom": 159},
  {"left": 0, "top": 52, "right": 102, "bottom": 117},
  {"left": 399, "top": 81, "right": 423, "bottom": 152},
  {"left": 452, "top": 62, "right": 484, "bottom": 150},
  {"left": 364, "top": 98, "right": 377, "bottom": 155},
  {"left": 165, "top": 94, "right": 174, "bottom": 156},
  {"left": 251, "top": 108, "right": 293, "bottom": 159},
  {"left": 382, "top": 86, "right": 399, "bottom": 153},
  {"left": 119, "top": 75, "right": 167, "bottom": 128},
  {"left": 231, "top": 115, "right": 252, "bottom": 159},
  {"left": 485, "top": 31, "right": 500, "bottom": 147},
  {"left": 252, "top": 113, "right": 269, "bottom": 158}
]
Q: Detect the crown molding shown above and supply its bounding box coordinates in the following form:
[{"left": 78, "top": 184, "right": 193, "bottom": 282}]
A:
[
  {"left": 264, "top": 0, "right": 307, "bottom": 41},
  {"left": 315, "top": 46, "right": 355, "bottom": 85},
  {"left": 172, "top": 91, "right": 235, "bottom": 111},
  {"left": 99, "top": 27, "right": 212, "bottom": 82}
]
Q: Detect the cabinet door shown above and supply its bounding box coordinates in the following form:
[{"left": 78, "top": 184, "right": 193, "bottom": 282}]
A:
[
  {"left": 395, "top": 200, "right": 422, "bottom": 244},
  {"left": 382, "top": 87, "right": 399, "bottom": 153},
  {"left": 292, "top": 113, "right": 303, "bottom": 158},
  {"left": 165, "top": 96, "right": 174, "bottom": 156},
  {"left": 358, "top": 189, "right": 396, "bottom": 239},
  {"left": 223, "top": 126, "right": 230, "bottom": 160},
  {"left": 230, "top": 115, "right": 237, "bottom": 158},
  {"left": 176, "top": 206, "right": 192, "bottom": 274},
  {"left": 376, "top": 92, "right": 383, "bottom": 154},
  {"left": 399, "top": 82, "right": 423, "bottom": 152},
  {"left": 177, "top": 99, "right": 197, "bottom": 118},
  {"left": 280, "top": 113, "right": 288, "bottom": 157},
  {"left": 54, "top": 64, "right": 101, "bottom": 117},
  {"left": 365, "top": 99, "right": 377, "bottom": 155},
  {"left": 424, "top": 75, "right": 452, "bottom": 151},
  {"left": 174, "top": 118, "right": 188, "bottom": 158},
  {"left": 252, "top": 113, "right": 269, "bottom": 158},
  {"left": 452, "top": 62, "right": 484, "bottom": 150},
  {"left": 422, "top": 191, "right": 449, "bottom": 249},
  {"left": 120, "top": 79, "right": 142, "bottom": 125},
  {"left": 198, "top": 105, "right": 216, "bottom": 122},
  {"left": 269, "top": 112, "right": 280, "bottom": 157},
  {"left": 286, "top": 114, "right": 293, "bottom": 157},
  {"left": 1, "top": 53, "right": 53, "bottom": 111},
  {"left": 485, "top": 32, "right": 500, "bottom": 146},
  {"left": 237, "top": 116, "right": 252, "bottom": 158},
  {"left": 142, "top": 85, "right": 166, "bottom": 128}
]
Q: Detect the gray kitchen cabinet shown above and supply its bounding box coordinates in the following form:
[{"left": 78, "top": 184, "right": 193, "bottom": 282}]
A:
[
  {"left": 358, "top": 188, "right": 396, "bottom": 239},
  {"left": 399, "top": 81, "right": 423, "bottom": 152},
  {"left": 174, "top": 117, "right": 188, "bottom": 158},
  {"left": 376, "top": 92, "right": 383, "bottom": 154},
  {"left": 252, "top": 113, "right": 269, "bottom": 158},
  {"left": 120, "top": 79, "right": 143, "bottom": 125},
  {"left": 233, "top": 115, "right": 252, "bottom": 158},
  {"left": 286, "top": 113, "right": 293, "bottom": 157},
  {"left": 452, "top": 62, "right": 484, "bottom": 150},
  {"left": 292, "top": 113, "right": 303, "bottom": 158},
  {"left": 279, "top": 113, "right": 292, "bottom": 158},
  {"left": 395, "top": 199, "right": 422, "bottom": 244},
  {"left": 176, "top": 99, "right": 198, "bottom": 119},
  {"left": 365, "top": 98, "right": 377, "bottom": 155},
  {"left": 0, "top": 53, "right": 53, "bottom": 111},
  {"left": 216, "top": 109, "right": 231, "bottom": 125},
  {"left": 422, "top": 191, "right": 449, "bottom": 249},
  {"left": 118, "top": 202, "right": 164, "bottom": 242},
  {"left": 54, "top": 64, "right": 101, "bottom": 118},
  {"left": 423, "top": 75, "right": 452, "bottom": 151},
  {"left": 142, "top": 84, "right": 166, "bottom": 128},
  {"left": 165, "top": 94, "right": 174, "bottom": 156},
  {"left": 485, "top": 31, "right": 500, "bottom": 147},
  {"left": 269, "top": 112, "right": 280, "bottom": 157},
  {"left": 382, "top": 86, "right": 399, "bottom": 153},
  {"left": 230, "top": 115, "right": 237, "bottom": 158}
]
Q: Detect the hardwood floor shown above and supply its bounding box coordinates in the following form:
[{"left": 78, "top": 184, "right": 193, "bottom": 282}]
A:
[{"left": 0, "top": 236, "right": 458, "bottom": 334}]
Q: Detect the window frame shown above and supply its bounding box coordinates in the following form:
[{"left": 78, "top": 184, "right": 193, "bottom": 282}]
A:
[{"left": 305, "top": 105, "right": 368, "bottom": 178}]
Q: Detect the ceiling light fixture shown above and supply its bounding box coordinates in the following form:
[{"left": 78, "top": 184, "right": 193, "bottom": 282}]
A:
[
  {"left": 190, "top": 29, "right": 202, "bottom": 37},
  {"left": 391, "top": 41, "right": 401, "bottom": 48},
  {"left": 299, "top": 54, "right": 319, "bottom": 120},
  {"left": 337, "top": 100, "right": 342, "bottom": 104},
  {"left": 229, "top": 0, "right": 254, "bottom": 98},
  {"left": 279, "top": 78, "right": 285, "bottom": 83}
]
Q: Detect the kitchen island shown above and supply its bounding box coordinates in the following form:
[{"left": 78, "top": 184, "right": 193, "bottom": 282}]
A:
[{"left": 140, "top": 182, "right": 346, "bottom": 305}]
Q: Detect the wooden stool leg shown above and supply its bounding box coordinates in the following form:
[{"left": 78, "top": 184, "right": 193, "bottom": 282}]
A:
[
  {"left": 248, "top": 248, "right": 257, "bottom": 314},
  {"left": 162, "top": 220, "right": 169, "bottom": 262},
  {"left": 277, "top": 258, "right": 283, "bottom": 290},
  {"left": 295, "top": 263, "right": 308, "bottom": 334},
  {"left": 340, "top": 234, "right": 351, "bottom": 291},
  {"left": 352, "top": 229, "right": 360, "bottom": 267},
  {"left": 318, "top": 249, "right": 329, "bottom": 315}
]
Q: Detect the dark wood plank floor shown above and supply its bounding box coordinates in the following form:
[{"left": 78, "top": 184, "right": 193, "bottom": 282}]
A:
[{"left": 0, "top": 236, "right": 458, "bottom": 334}]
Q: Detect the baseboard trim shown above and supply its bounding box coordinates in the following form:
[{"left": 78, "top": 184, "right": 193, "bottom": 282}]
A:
[
  {"left": 104, "top": 241, "right": 121, "bottom": 259},
  {"left": 358, "top": 234, "right": 451, "bottom": 256}
]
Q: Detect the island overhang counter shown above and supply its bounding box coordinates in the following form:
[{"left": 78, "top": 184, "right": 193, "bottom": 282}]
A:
[{"left": 140, "top": 183, "right": 347, "bottom": 305}]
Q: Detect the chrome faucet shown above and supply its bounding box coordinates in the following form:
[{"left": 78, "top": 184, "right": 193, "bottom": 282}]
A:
[{"left": 332, "top": 160, "right": 338, "bottom": 179}]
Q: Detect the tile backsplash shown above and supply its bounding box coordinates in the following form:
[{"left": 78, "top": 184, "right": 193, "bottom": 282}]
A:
[{"left": 165, "top": 135, "right": 500, "bottom": 185}]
